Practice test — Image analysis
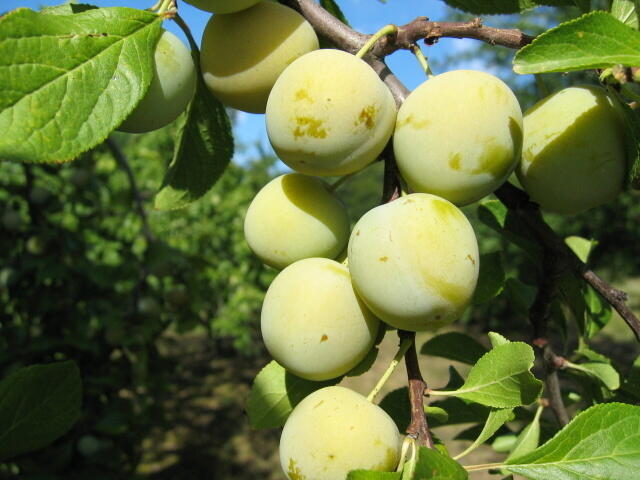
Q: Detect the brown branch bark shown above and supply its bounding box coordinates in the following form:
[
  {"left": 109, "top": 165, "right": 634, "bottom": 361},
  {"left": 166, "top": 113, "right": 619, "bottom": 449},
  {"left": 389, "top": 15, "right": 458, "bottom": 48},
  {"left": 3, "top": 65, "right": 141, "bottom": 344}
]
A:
[
  {"left": 528, "top": 246, "right": 571, "bottom": 427},
  {"left": 289, "top": 0, "right": 534, "bottom": 57},
  {"left": 495, "top": 183, "right": 640, "bottom": 342},
  {"left": 400, "top": 331, "right": 434, "bottom": 449}
]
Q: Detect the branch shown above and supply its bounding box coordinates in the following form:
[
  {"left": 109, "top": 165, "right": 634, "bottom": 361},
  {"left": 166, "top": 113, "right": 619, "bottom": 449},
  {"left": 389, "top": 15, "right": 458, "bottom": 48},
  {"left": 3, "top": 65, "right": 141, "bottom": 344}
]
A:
[
  {"left": 400, "top": 331, "right": 434, "bottom": 449},
  {"left": 374, "top": 17, "right": 535, "bottom": 56},
  {"left": 290, "top": 0, "right": 534, "bottom": 58},
  {"left": 105, "top": 137, "right": 155, "bottom": 244},
  {"left": 527, "top": 246, "right": 570, "bottom": 427},
  {"left": 494, "top": 183, "right": 640, "bottom": 342}
]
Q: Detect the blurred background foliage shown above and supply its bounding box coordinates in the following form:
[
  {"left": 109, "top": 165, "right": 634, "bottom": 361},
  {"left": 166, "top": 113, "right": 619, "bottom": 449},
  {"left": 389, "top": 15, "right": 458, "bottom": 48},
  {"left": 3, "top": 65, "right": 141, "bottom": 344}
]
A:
[{"left": 0, "top": 1, "right": 639, "bottom": 479}]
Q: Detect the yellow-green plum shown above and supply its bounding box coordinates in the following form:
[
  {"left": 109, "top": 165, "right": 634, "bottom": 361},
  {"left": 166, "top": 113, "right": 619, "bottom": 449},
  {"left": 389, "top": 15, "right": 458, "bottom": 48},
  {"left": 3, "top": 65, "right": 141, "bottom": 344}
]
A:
[
  {"left": 280, "top": 386, "right": 401, "bottom": 480},
  {"left": 266, "top": 49, "right": 397, "bottom": 176},
  {"left": 261, "top": 258, "right": 379, "bottom": 381},
  {"left": 183, "top": 0, "right": 260, "bottom": 13},
  {"left": 119, "top": 30, "right": 196, "bottom": 133},
  {"left": 517, "top": 86, "right": 627, "bottom": 214},
  {"left": 200, "top": 1, "right": 318, "bottom": 113},
  {"left": 394, "top": 70, "right": 523, "bottom": 206},
  {"left": 348, "top": 193, "right": 479, "bottom": 331},
  {"left": 244, "top": 174, "right": 350, "bottom": 270}
]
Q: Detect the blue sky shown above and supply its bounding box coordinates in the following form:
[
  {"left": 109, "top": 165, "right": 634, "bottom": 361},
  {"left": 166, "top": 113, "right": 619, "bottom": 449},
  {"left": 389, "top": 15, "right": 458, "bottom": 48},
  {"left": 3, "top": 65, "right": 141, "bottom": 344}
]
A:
[{"left": 4, "top": 0, "right": 482, "bottom": 161}]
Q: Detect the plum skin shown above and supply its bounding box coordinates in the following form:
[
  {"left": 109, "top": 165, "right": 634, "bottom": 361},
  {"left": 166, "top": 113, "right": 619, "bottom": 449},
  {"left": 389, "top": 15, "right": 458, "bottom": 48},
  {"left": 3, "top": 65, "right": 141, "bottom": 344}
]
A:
[
  {"left": 266, "top": 49, "right": 397, "bottom": 176},
  {"left": 261, "top": 258, "right": 379, "bottom": 381},
  {"left": 183, "top": 0, "right": 260, "bottom": 14},
  {"left": 119, "top": 30, "right": 196, "bottom": 134},
  {"left": 516, "top": 85, "right": 627, "bottom": 215},
  {"left": 348, "top": 193, "right": 479, "bottom": 332},
  {"left": 200, "top": 1, "right": 319, "bottom": 113},
  {"left": 393, "top": 70, "right": 523, "bottom": 206},
  {"left": 244, "top": 174, "right": 350, "bottom": 270},
  {"left": 279, "top": 386, "right": 402, "bottom": 480}
]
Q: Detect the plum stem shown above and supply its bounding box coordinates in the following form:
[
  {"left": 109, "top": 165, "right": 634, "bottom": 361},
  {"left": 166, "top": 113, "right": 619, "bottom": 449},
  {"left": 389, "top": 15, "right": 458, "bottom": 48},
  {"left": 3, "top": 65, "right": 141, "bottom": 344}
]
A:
[
  {"left": 410, "top": 44, "right": 434, "bottom": 78},
  {"left": 356, "top": 24, "right": 398, "bottom": 59},
  {"left": 366, "top": 336, "right": 413, "bottom": 402},
  {"left": 401, "top": 331, "right": 435, "bottom": 449}
]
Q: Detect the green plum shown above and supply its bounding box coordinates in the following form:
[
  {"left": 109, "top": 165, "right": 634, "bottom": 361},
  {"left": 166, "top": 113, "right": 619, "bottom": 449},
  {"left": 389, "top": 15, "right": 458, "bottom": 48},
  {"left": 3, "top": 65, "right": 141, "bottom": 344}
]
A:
[
  {"left": 119, "top": 30, "right": 196, "bottom": 133},
  {"left": 517, "top": 86, "right": 627, "bottom": 214},
  {"left": 280, "top": 386, "right": 401, "bottom": 480},
  {"left": 244, "top": 174, "right": 350, "bottom": 270},
  {"left": 348, "top": 193, "right": 479, "bottom": 331},
  {"left": 183, "top": 0, "right": 260, "bottom": 14},
  {"left": 394, "top": 70, "right": 523, "bottom": 206},
  {"left": 200, "top": 1, "right": 318, "bottom": 113},
  {"left": 261, "top": 258, "right": 378, "bottom": 381},
  {"left": 266, "top": 49, "right": 397, "bottom": 176}
]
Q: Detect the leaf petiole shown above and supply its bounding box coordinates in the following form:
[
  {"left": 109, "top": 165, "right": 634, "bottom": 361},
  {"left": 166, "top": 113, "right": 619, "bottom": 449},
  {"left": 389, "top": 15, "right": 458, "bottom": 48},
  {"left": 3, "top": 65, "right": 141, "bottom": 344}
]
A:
[
  {"left": 356, "top": 24, "right": 398, "bottom": 59},
  {"left": 367, "top": 336, "right": 413, "bottom": 402}
]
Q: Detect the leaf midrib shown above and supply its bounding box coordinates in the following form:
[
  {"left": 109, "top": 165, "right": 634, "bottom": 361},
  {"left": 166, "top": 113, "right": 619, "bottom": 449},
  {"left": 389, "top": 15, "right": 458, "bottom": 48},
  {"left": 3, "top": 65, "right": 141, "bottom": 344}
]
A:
[
  {"left": 0, "top": 12, "right": 158, "bottom": 112},
  {"left": 507, "top": 448, "right": 640, "bottom": 469}
]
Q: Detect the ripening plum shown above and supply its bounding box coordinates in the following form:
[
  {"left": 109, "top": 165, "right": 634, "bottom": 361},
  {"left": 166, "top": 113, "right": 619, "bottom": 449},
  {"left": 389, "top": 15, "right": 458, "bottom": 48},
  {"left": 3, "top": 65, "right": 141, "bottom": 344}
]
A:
[
  {"left": 119, "top": 30, "right": 196, "bottom": 134},
  {"left": 280, "top": 386, "right": 401, "bottom": 480},
  {"left": 266, "top": 49, "right": 397, "bottom": 176},
  {"left": 183, "top": 0, "right": 260, "bottom": 14},
  {"left": 244, "top": 174, "right": 350, "bottom": 270},
  {"left": 393, "top": 70, "right": 523, "bottom": 206},
  {"left": 348, "top": 193, "right": 479, "bottom": 331},
  {"left": 261, "top": 258, "right": 379, "bottom": 381},
  {"left": 200, "top": 1, "right": 319, "bottom": 113},
  {"left": 516, "top": 86, "right": 627, "bottom": 214}
]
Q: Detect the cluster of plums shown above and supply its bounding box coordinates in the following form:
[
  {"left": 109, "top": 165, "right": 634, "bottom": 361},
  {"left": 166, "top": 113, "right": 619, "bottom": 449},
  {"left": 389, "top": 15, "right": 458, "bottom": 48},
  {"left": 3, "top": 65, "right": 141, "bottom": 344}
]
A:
[{"left": 117, "top": 1, "right": 630, "bottom": 479}]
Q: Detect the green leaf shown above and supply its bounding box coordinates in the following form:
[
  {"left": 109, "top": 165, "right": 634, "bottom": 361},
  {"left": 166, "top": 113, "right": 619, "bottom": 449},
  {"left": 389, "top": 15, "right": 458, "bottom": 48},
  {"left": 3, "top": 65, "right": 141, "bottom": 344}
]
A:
[
  {"left": 347, "top": 346, "right": 379, "bottom": 377},
  {"left": 430, "top": 397, "right": 491, "bottom": 427},
  {"left": 493, "top": 434, "right": 519, "bottom": 453},
  {"left": 154, "top": 71, "right": 233, "bottom": 210},
  {"left": 564, "top": 236, "right": 596, "bottom": 263},
  {"left": 506, "top": 406, "right": 543, "bottom": 461},
  {"left": 420, "top": 332, "right": 488, "bottom": 365},
  {"left": 506, "top": 403, "right": 640, "bottom": 479},
  {"left": 488, "top": 332, "right": 510, "bottom": 348},
  {"left": 472, "top": 252, "right": 506, "bottom": 304},
  {"left": 347, "top": 471, "right": 400, "bottom": 480},
  {"left": 477, "top": 200, "right": 541, "bottom": 258},
  {"left": 620, "top": 356, "right": 640, "bottom": 399},
  {"left": 412, "top": 447, "right": 468, "bottom": 479},
  {"left": 438, "top": 342, "right": 543, "bottom": 408},
  {"left": 504, "top": 278, "right": 537, "bottom": 315},
  {"left": 379, "top": 388, "right": 411, "bottom": 432},
  {"left": 0, "top": 361, "right": 82, "bottom": 460},
  {"left": 454, "top": 408, "right": 515, "bottom": 460},
  {"left": 583, "top": 286, "right": 612, "bottom": 337},
  {"left": 426, "top": 406, "right": 450, "bottom": 424},
  {"left": 0, "top": 7, "right": 163, "bottom": 163},
  {"left": 442, "top": 366, "right": 466, "bottom": 391},
  {"left": 40, "top": 4, "right": 98, "bottom": 15},
  {"left": 609, "top": 87, "right": 640, "bottom": 189},
  {"left": 565, "top": 361, "right": 621, "bottom": 390},
  {"left": 246, "top": 361, "right": 339, "bottom": 429},
  {"left": 611, "top": 0, "right": 640, "bottom": 29},
  {"left": 439, "top": 0, "right": 578, "bottom": 14},
  {"left": 319, "top": 0, "right": 350, "bottom": 26},
  {"left": 514, "top": 12, "right": 640, "bottom": 74}
]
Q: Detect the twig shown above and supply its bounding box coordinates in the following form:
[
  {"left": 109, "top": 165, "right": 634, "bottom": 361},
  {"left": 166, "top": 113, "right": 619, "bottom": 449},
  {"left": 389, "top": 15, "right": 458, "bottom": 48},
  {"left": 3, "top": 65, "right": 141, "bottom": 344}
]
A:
[
  {"left": 401, "top": 331, "right": 434, "bottom": 449},
  {"left": 289, "top": 0, "right": 533, "bottom": 57},
  {"left": 105, "top": 137, "right": 155, "bottom": 244},
  {"left": 526, "top": 245, "right": 570, "bottom": 427},
  {"left": 494, "top": 183, "right": 640, "bottom": 342}
]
